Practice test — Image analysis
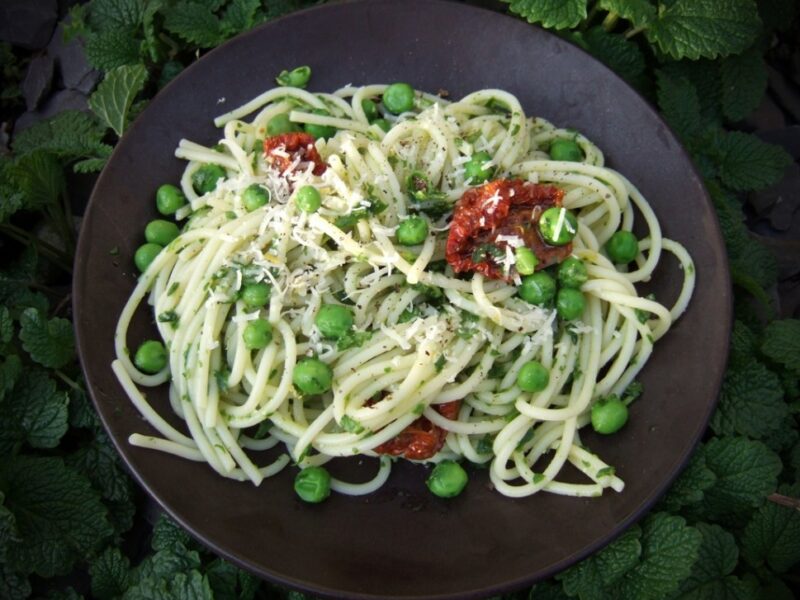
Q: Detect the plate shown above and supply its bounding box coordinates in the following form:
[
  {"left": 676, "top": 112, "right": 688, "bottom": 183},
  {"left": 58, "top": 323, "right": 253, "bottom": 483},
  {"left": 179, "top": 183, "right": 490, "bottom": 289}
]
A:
[{"left": 73, "top": 1, "right": 731, "bottom": 597}]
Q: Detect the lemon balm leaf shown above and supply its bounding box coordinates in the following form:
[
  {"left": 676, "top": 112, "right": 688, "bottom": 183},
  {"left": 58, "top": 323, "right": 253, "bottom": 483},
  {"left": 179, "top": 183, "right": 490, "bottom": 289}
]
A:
[
  {"left": 19, "top": 308, "right": 75, "bottom": 370},
  {"left": 89, "top": 64, "right": 148, "bottom": 137},
  {"left": 503, "top": 0, "right": 588, "bottom": 30},
  {"left": 645, "top": 0, "right": 762, "bottom": 60}
]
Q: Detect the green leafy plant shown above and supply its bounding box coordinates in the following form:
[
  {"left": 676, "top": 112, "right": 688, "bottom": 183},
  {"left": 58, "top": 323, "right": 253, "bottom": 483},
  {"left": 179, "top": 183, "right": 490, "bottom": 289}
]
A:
[{"left": 1, "top": 0, "right": 798, "bottom": 598}]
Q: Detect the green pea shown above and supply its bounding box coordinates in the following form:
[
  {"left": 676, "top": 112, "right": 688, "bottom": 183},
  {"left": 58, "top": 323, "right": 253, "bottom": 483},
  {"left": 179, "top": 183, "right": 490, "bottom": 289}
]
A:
[
  {"left": 426, "top": 460, "right": 468, "bottom": 498},
  {"left": 557, "top": 257, "right": 588, "bottom": 289},
  {"left": 295, "top": 185, "right": 322, "bottom": 213},
  {"left": 515, "top": 247, "right": 538, "bottom": 275},
  {"left": 605, "top": 231, "right": 639, "bottom": 264},
  {"left": 144, "top": 220, "right": 179, "bottom": 247},
  {"left": 518, "top": 272, "right": 556, "bottom": 305},
  {"left": 241, "top": 282, "right": 271, "bottom": 309},
  {"left": 156, "top": 184, "right": 186, "bottom": 216},
  {"left": 361, "top": 98, "right": 380, "bottom": 121},
  {"left": 550, "top": 139, "right": 583, "bottom": 162},
  {"left": 243, "top": 319, "right": 272, "bottom": 350},
  {"left": 134, "top": 340, "right": 167, "bottom": 374},
  {"left": 304, "top": 108, "right": 337, "bottom": 139},
  {"left": 556, "top": 287, "right": 586, "bottom": 320},
  {"left": 243, "top": 184, "right": 270, "bottom": 212},
  {"left": 591, "top": 396, "right": 629, "bottom": 434},
  {"left": 276, "top": 65, "right": 311, "bottom": 88},
  {"left": 192, "top": 164, "right": 226, "bottom": 195},
  {"left": 382, "top": 82, "right": 415, "bottom": 114},
  {"left": 538, "top": 207, "right": 578, "bottom": 246},
  {"left": 396, "top": 216, "right": 428, "bottom": 246},
  {"left": 294, "top": 466, "right": 331, "bottom": 503},
  {"left": 464, "top": 151, "right": 493, "bottom": 184},
  {"left": 292, "top": 357, "right": 333, "bottom": 395},
  {"left": 372, "top": 118, "right": 391, "bottom": 133},
  {"left": 134, "top": 243, "right": 162, "bottom": 273},
  {"left": 266, "top": 113, "right": 302, "bottom": 136},
  {"left": 517, "top": 361, "right": 549, "bottom": 392},
  {"left": 315, "top": 304, "right": 354, "bottom": 340}
]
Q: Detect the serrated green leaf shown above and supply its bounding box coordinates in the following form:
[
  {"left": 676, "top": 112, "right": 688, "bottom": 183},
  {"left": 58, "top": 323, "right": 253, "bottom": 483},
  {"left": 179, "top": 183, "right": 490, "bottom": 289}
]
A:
[
  {"left": 90, "top": 547, "right": 131, "bottom": 600},
  {"left": 675, "top": 522, "right": 753, "bottom": 599},
  {"left": 560, "top": 525, "right": 642, "bottom": 599},
  {"left": 66, "top": 432, "right": 133, "bottom": 503},
  {"left": 0, "top": 565, "right": 31, "bottom": 600},
  {"left": 0, "top": 306, "right": 12, "bottom": 344},
  {"left": 163, "top": 1, "right": 225, "bottom": 47},
  {"left": 0, "top": 248, "right": 49, "bottom": 317},
  {"left": 711, "top": 361, "right": 788, "bottom": 438},
  {"left": 721, "top": 46, "right": 768, "bottom": 121},
  {"left": 90, "top": 0, "right": 145, "bottom": 30},
  {"left": 598, "top": 0, "right": 656, "bottom": 27},
  {"left": 503, "top": 0, "right": 588, "bottom": 30},
  {"left": 728, "top": 320, "right": 757, "bottom": 369},
  {"left": 645, "top": 0, "right": 762, "bottom": 60},
  {"left": 700, "top": 436, "right": 782, "bottom": 526},
  {"left": 8, "top": 151, "right": 66, "bottom": 212},
  {"left": 656, "top": 70, "right": 703, "bottom": 140},
  {"left": 761, "top": 319, "right": 800, "bottom": 376},
  {"left": 151, "top": 514, "right": 192, "bottom": 551},
  {"left": 716, "top": 131, "right": 792, "bottom": 191},
  {"left": 583, "top": 27, "right": 645, "bottom": 83},
  {"left": 0, "top": 355, "right": 22, "bottom": 405},
  {"left": 661, "top": 59, "right": 723, "bottom": 123},
  {"left": 220, "top": 0, "right": 260, "bottom": 33},
  {"left": 74, "top": 157, "right": 109, "bottom": 173},
  {"left": 125, "top": 570, "right": 214, "bottom": 600},
  {"left": 0, "top": 368, "right": 68, "bottom": 453},
  {"left": 85, "top": 28, "right": 143, "bottom": 71},
  {"left": 660, "top": 451, "right": 716, "bottom": 511},
  {"left": 0, "top": 455, "right": 113, "bottom": 577},
  {"left": 133, "top": 542, "right": 202, "bottom": 582},
  {"left": 742, "top": 483, "right": 800, "bottom": 573},
  {"left": 12, "top": 111, "right": 112, "bottom": 162},
  {"left": 89, "top": 64, "right": 148, "bottom": 137},
  {"left": 615, "top": 513, "right": 702, "bottom": 599},
  {"left": 68, "top": 383, "right": 101, "bottom": 430},
  {"left": 19, "top": 307, "right": 75, "bottom": 369},
  {"left": 205, "top": 558, "right": 259, "bottom": 600}
]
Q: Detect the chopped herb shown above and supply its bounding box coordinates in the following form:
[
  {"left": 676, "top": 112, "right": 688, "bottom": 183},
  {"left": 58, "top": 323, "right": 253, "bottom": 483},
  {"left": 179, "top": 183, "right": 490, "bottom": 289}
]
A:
[
  {"left": 532, "top": 472, "right": 545, "bottom": 484},
  {"left": 597, "top": 466, "right": 616, "bottom": 478},
  {"left": 472, "top": 243, "right": 504, "bottom": 264},
  {"left": 167, "top": 282, "right": 179, "bottom": 295},
  {"left": 340, "top": 415, "right": 365, "bottom": 434},
  {"left": 476, "top": 435, "right": 494, "bottom": 455},
  {"left": 413, "top": 403, "right": 425, "bottom": 416},
  {"left": 337, "top": 329, "right": 373, "bottom": 351},
  {"left": 434, "top": 355, "right": 446, "bottom": 372}
]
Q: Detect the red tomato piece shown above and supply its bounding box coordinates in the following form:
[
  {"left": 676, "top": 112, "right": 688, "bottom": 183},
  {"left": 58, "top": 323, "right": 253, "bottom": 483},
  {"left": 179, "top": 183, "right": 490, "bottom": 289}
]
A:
[
  {"left": 446, "top": 179, "right": 571, "bottom": 280},
  {"left": 262, "top": 132, "right": 326, "bottom": 176},
  {"left": 373, "top": 400, "right": 461, "bottom": 460}
]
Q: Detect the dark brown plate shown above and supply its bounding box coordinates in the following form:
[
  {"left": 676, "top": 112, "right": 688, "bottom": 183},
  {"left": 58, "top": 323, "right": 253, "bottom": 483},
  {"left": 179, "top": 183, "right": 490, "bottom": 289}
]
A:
[{"left": 73, "top": 1, "right": 731, "bottom": 598}]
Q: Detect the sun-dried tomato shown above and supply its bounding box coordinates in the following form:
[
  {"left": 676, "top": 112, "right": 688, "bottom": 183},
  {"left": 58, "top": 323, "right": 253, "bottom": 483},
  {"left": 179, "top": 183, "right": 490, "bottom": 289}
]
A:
[
  {"left": 446, "top": 179, "right": 571, "bottom": 280},
  {"left": 373, "top": 400, "right": 461, "bottom": 460},
  {"left": 262, "top": 132, "right": 326, "bottom": 176}
]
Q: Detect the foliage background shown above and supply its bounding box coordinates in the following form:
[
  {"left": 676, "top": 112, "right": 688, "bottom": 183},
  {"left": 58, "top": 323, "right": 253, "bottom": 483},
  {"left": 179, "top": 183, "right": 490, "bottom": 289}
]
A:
[{"left": 0, "top": 0, "right": 799, "bottom": 598}]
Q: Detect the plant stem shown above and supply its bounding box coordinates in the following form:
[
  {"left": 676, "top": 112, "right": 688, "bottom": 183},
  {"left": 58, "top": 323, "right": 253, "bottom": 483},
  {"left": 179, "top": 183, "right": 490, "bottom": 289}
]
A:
[
  {"left": 0, "top": 224, "right": 73, "bottom": 274},
  {"left": 55, "top": 369, "right": 82, "bottom": 391},
  {"left": 624, "top": 25, "right": 646, "bottom": 39},
  {"left": 580, "top": 4, "right": 600, "bottom": 31},
  {"left": 602, "top": 11, "right": 619, "bottom": 32},
  {"left": 768, "top": 493, "right": 800, "bottom": 511}
]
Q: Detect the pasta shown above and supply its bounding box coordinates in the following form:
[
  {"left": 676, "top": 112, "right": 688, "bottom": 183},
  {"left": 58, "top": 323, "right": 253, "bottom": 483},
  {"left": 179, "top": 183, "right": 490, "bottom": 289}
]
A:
[{"left": 113, "top": 81, "right": 695, "bottom": 500}]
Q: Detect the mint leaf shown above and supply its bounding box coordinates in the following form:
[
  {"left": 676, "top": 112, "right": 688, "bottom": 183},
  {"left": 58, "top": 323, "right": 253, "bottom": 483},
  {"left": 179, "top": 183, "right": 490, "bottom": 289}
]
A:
[
  {"left": 151, "top": 514, "right": 192, "bottom": 551},
  {"left": 0, "top": 455, "right": 113, "bottom": 577},
  {"left": 5, "top": 369, "right": 69, "bottom": 452},
  {"left": 716, "top": 131, "right": 792, "bottom": 191},
  {"left": 560, "top": 525, "right": 641, "bottom": 599},
  {"left": 133, "top": 542, "right": 201, "bottom": 581},
  {"left": 742, "top": 483, "right": 800, "bottom": 573},
  {"left": 761, "top": 319, "right": 800, "bottom": 376},
  {"left": 615, "top": 513, "right": 701, "bottom": 599},
  {"left": 66, "top": 433, "right": 133, "bottom": 503},
  {"left": 0, "top": 355, "right": 22, "bottom": 403},
  {"left": 12, "top": 111, "right": 112, "bottom": 163},
  {"left": 646, "top": 0, "right": 762, "bottom": 60},
  {"left": 0, "top": 248, "right": 49, "bottom": 317},
  {"left": 661, "top": 59, "right": 723, "bottom": 122},
  {"left": 656, "top": 70, "right": 703, "bottom": 140},
  {"left": 85, "top": 28, "right": 143, "bottom": 71},
  {"left": 90, "top": 547, "right": 131, "bottom": 600},
  {"left": 89, "top": 64, "right": 148, "bottom": 137},
  {"left": 74, "top": 157, "right": 109, "bottom": 173},
  {"left": 711, "top": 361, "right": 788, "bottom": 439},
  {"left": 220, "top": 0, "right": 259, "bottom": 33},
  {"left": 700, "top": 436, "right": 782, "bottom": 525},
  {"left": 89, "top": 0, "right": 145, "bottom": 29},
  {"left": 125, "top": 570, "right": 213, "bottom": 600},
  {"left": 598, "top": 0, "right": 656, "bottom": 27},
  {"left": 205, "top": 558, "right": 259, "bottom": 600},
  {"left": 675, "top": 522, "right": 753, "bottom": 599},
  {"left": 659, "top": 450, "right": 716, "bottom": 511},
  {"left": 503, "top": 0, "right": 588, "bottom": 30},
  {"left": 583, "top": 27, "right": 645, "bottom": 83},
  {"left": 720, "top": 46, "right": 767, "bottom": 121},
  {"left": 19, "top": 308, "right": 75, "bottom": 369},
  {"left": 8, "top": 151, "right": 66, "bottom": 212},
  {"left": 0, "top": 565, "right": 31, "bottom": 600},
  {"left": 163, "top": 1, "right": 225, "bottom": 47},
  {"left": 0, "top": 306, "right": 12, "bottom": 344}
]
